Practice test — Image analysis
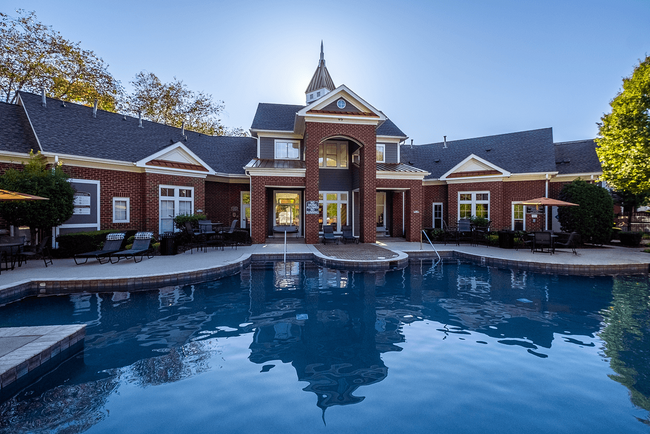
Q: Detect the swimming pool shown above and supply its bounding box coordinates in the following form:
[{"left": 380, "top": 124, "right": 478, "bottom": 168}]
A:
[{"left": 0, "top": 261, "right": 648, "bottom": 433}]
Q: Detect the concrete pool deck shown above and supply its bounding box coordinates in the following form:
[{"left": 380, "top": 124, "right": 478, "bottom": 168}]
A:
[{"left": 0, "top": 240, "right": 648, "bottom": 301}]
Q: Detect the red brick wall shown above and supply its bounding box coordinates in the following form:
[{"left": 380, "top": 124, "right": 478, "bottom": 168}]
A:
[
  {"left": 64, "top": 166, "right": 204, "bottom": 233},
  {"left": 376, "top": 178, "right": 423, "bottom": 241},
  {"left": 423, "top": 184, "right": 448, "bottom": 228},
  {"left": 250, "top": 175, "right": 305, "bottom": 244},
  {"left": 390, "top": 191, "right": 404, "bottom": 237},
  {"left": 304, "top": 122, "right": 376, "bottom": 243},
  {"left": 205, "top": 181, "right": 249, "bottom": 227}
]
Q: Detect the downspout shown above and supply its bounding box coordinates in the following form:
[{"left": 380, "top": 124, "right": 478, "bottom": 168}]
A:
[
  {"left": 545, "top": 173, "right": 549, "bottom": 231},
  {"left": 402, "top": 191, "right": 405, "bottom": 237}
]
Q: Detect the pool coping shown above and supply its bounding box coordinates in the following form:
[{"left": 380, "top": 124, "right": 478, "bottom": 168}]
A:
[
  {"left": 0, "top": 325, "right": 86, "bottom": 395},
  {"left": 0, "top": 247, "right": 648, "bottom": 307}
]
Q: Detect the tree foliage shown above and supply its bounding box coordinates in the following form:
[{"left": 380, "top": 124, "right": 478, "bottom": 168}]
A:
[
  {"left": 611, "top": 189, "right": 650, "bottom": 231},
  {"left": 0, "top": 151, "right": 75, "bottom": 240},
  {"left": 596, "top": 56, "right": 650, "bottom": 195},
  {"left": 126, "top": 71, "right": 246, "bottom": 136},
  {"left": 0, "top": 10, "right": 122, "bottom": 110},
  {"left": 557, "top": 179, "right": 614, "bottom": 244}
]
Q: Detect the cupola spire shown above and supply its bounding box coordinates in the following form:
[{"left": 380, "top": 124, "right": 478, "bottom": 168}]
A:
[{"left": 306, "top": 41, "right": 335, "bottom": 104}]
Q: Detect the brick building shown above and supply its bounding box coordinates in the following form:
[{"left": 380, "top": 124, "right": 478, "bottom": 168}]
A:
[{"left": 0, "top": 45, "right": 601, "bottom": 243}]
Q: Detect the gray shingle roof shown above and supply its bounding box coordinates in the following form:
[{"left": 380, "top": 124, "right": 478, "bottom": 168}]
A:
[
  {"left": 376, "top": 118, "right": 407, "bottom": 138},
  {"left": 251, "top": 103, "right": 304, "bottom": 131},
  {"left": 376, "top": 162, "right": 428, "bottom": 173},
  {"left": 17, "top": 92, "right": 256, "bottom": 175},
  {"left": 555, "top": 140, "right": 601, "bottom": 174},
  {"left": 401, "top": 128, "right": 557, "bottom": 180},
  {"left": 0, "top": 101, "right": 39, "bottom": 154}
]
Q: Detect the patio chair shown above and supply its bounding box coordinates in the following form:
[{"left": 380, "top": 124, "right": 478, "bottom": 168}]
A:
[
  {"left": 184, "top": 221, "right": 207, "bottom": 253},
  {"left": 221, "top": 220, "right": 239, "bottom": 249},
  {"left": 341, "top": 225, "right": 358, "bottom": 244},
  {"left": 109, "top": 232, "right": 154, "bottom": 263},
  {"left": 322, "top": 225, "right": 338, "bottom": 244},
  {"left": 454, "top": 218, "right": 473, "bottom": 245},
  {"left": 0, "top": 235, "right": 25, "bottom": 272},
  {"left": 532, "top": 231, "right": 553, "bottom": 254},
  {"left": 74, "top": 232, "right": 125, "bottom": 265},
  {"left": 555, "top": 232, "right": 580, "bottom": 255},
  {"left": 20, "top": 236, "right": 53, "bottom": 267}
]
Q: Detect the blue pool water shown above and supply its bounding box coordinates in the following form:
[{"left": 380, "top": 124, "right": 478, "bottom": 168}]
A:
[{"left": 0, "top": 261, "right": 649, "bottom": 433}]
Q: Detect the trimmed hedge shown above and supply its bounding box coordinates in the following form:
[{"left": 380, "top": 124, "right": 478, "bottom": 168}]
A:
[
  {"left": 56, "top": 230, "right": 125, "bottom": 257},
  {"left": 619, "top": 231, "right": 644, "bottom": 247}
]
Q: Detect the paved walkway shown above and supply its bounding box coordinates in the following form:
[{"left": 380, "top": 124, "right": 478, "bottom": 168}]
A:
[{"left": 0, "top": 241, "right": 649, "bottom": 296}]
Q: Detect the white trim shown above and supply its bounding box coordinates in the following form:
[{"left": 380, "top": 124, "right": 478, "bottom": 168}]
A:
[
  {"left": 458, "top": 191, "right": 490, "bottom": 221},
  {"left": 250, "top": 129, "right": 300, "bottom": 137},
  {"left": 16, "top": 94, "right": 43, "bottom": 152},
  {"left": 136, "top": 142, "right": 214, "bottom": 173},
  {"left": 274, "top": 139, "right": 301, "bottom": 160},
  {"left": 241, "top": 191, "right": 250, "bottom": 229},
  {"left": 246, "top": 168, "right": 306, "bottom": 177},
  {"left": 274, "top": 190, "right": 302, "bottom": 235},
  {"left": 159, "top": 185, "right": 195, "bottom": 235},
  {"left": 376, "top": 171, "right": 429, "bottom": 180},
  {"left": 142, "top": 167, "right": 209, "bottom": 178},
  {"left": 440, "top": 154, "right": 511, "bottom": 180},
  {"left": 56, "top": 179, "right": 101, "bottom": 247},
  {"left": 112, "top": 197, "right": 130, "bottom": 223},
  {"left": 256, "top": 136, "right": 261, "bottom": 158},
  {"left": 319, "top": 190, "right": 350, "bottom": 233},
  {"left": 512, "top": 202, "right": 526, "bottom": 231},
  {"left": 298, "top": 85, "right": 387, "bottom": 122},
  {"left": 376, "top": 136, "right": 405, "bottom": 143},
  {"left": 432, "top": 202, "right": 444, "bottom": 229},
  {"left": 376, "top": 144, "right": 386, "bottom": 163}
]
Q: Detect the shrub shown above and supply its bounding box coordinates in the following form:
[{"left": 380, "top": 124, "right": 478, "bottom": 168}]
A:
[
  {"left": 56, "top": 230, "right": 123, "bottom": 257},
  {"left": 173, "top": 213, "right": 207, "bottom": 230},
  {"left": 619, "top": 231, "right": 643, "bottom": 247},
  {"left": 557, "top": 179, "right": 614, "bottom": 245},
  {"left": 470, "top": 215, "right": 489, "bottom": 227}
]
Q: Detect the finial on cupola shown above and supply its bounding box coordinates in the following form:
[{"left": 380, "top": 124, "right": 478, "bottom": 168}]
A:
[{"left": 320, "top": 40, "right": 324, "bottom": 65}]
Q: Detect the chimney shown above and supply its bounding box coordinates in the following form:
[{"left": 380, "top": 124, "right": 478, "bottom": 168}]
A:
[
  {"left": 138, "top": 111, "right": 143, "bottom": 128},
  {"left": 410, "top": 139, "right": 413, "bottom": 149},
  {"left": 181, "top": 121, "right": 185, "bottom": 136},
  {"left": 41, "top": 87, "right": 46, "bottom": 107},
  {"left": 93, "top": 99, "right": 98, "bottom": 118},
  {"left": 443, "top": 136, "right": 447, "bottom": 149}
]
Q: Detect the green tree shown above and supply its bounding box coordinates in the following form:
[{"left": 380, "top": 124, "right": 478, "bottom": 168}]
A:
[
  {"left": 557, "top": 179, "right": 614, "bottom": 244},
  {"left": 126, "top": 71, "right": 246, "bottom": 136},
  {"left": 0, "top": 151, "right": 75, "bottom": 242},
  {"left": 0, "top": 10, "right": 122, "bottom": 110},
  {"left": 596, "top": 56, "right": 650, "bottom": 195},
  {"left": 612, "top": 189, "right": 650, "bottom": 231}
]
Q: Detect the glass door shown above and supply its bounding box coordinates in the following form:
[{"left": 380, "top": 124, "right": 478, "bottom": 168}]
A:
[
  {"left": 376, "top": 192, "right": 387, "bottom": 231},
  {"left": 274, "top": 191, "right": 300, "bottom": 230}
]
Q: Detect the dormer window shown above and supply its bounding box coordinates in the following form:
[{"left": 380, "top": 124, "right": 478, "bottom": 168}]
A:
[
  {"left": 317, "top": 91, "right": 321, "bottom": 97},
  {"left": 275, "top": 140, "right": 300, "bottom": 160}
]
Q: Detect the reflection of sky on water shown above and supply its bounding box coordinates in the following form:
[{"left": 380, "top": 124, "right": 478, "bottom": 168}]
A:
[{"left": 0, "top": 261, "right": 648, "bottom": 432}]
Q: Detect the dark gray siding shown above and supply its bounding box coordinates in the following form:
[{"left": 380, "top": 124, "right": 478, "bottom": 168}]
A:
[
  {"left": 319, "top": 168, "right": 352, "bottom": 191},
  {"left": 385, "top": 143, "right": 398, "bottom": 163},
  {"left": 259, "top": 137, "right": 303, "bottom": 160},
  {"left": 351, "top": 166, "right": 360, "bottom": 190}
]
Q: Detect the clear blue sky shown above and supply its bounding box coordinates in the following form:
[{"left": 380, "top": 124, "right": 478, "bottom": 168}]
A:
[{"left": 6, "top": 0, "right": 650, "bottom": 144}]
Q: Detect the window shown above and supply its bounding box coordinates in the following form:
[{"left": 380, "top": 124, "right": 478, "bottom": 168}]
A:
[
  {"left": 159, "top": 186, "right": 194, "bottom": 234},
  {"left": 113, "top": 198, "right": 130, "bottom": 223},
  {"left": 319, "top": 141, "right": 348, "bottom": 168},
  {"left": 352, "top": 149, "right": 360, "bottom": 165},
  {"left": 458, "top": 191, "right": 489, "bottom": 220},
  {"left": 275, "top": 191, "right": 300, "bottom": 228},
  {"left": 376, "top": 144, "right": 385, "bottom": 163},
  {"left": 241, "top": 192, "right": 250, "bottom": 229},
  {"left": 432, "top": 203, "right": 444, "bottom": 229},
  {"left": 376, "top": 192, "right": 386, "bottom": 229},
  {"left": 512, "top": 203, "right": 525, "bottom": 230},
  {"left": 319, "top": 191, "right": 348, "bottom": 232},
  {"left": 275, "top": 140, "right": 300, "bottom": 160}
]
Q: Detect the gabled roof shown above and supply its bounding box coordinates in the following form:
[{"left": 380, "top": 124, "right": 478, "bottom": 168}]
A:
[
  {"left": 401, "top": 128, "right": 557, "bottom": 180},
  {"left": 555, "top": 139, "right": 601, "bottom": 175},
  {"left": 250, "top": 103, "right": 305, "bottom": 132},
  {"left": 376, "top": 118, "right": 407, "bottom": 139},
  {"left": 17, "top": 91, "right": 256, "bottom": 175},
  {"left": 0, "top": 101, "right": 39, "bottom": 154}
]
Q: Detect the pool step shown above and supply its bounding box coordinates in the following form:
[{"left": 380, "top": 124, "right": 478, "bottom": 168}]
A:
[{"left": 0, "top": 325, "right": 85, "bottom": 396}]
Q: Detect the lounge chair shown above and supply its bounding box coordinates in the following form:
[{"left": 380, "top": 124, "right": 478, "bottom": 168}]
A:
[
  {"left": 109, "top": 232, "right": 154, "bottom": 263},
  {"left": 555, "top": 232, "right": 580, "bottom": 255},
  {"left": 20, "top": 236, "right": 53, "bottom": 267},
  {"left": 341, "top": 225, "right": 358, "bottom": 244},
  {"left": 322, "top": 225, "right": 338, "bottom": 244},
  {"left": 74, "top": 232, "right": 125, "bottom": 265}
]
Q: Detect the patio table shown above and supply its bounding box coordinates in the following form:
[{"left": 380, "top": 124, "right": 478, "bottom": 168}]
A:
[{"left": 0, "top": 241, "right": 24, "bottom": 272}]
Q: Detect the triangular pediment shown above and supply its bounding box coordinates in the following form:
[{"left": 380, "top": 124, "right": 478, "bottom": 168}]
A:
[
  {"left": 441, "top": 154, "right": 510, "bottom": 180},
  {"left": 298, "top": 85, "right": 385, "bottom": 121},
  {"left": 136, "top": 142, "right": 213, "bottom": 174}
]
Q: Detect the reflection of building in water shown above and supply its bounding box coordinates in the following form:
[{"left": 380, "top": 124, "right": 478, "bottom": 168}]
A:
[{"left": 248, "top": 264, "right": 405, "bottom": 415}]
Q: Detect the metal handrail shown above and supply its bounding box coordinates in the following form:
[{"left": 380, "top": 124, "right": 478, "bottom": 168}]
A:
[{"left": 421, "top": 229, "right": 441, "bottom": 262}]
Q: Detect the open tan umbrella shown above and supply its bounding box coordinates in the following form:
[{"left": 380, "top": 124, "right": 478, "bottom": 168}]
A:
[
  {"left": 519, "top": 197, "right": 578, "bottom": 207},
  {"left": 0, "top": 188, "right": 49, "bottom": 201}
]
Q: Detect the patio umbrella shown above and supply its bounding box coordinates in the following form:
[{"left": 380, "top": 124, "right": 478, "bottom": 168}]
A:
[
  {"left": 518, "top": 197, "right": 578, "bottom": 207},
  {"left": 0, "top": 188, "right": 49, "bottom": 202}
]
